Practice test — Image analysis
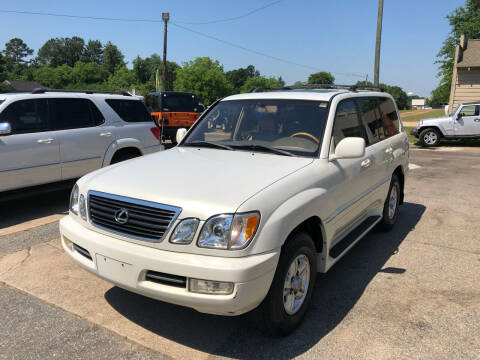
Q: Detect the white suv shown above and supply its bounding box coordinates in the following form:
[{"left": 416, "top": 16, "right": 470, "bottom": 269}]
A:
[
  {"left": 410, "top": 102, "right": 480, "bottom": 146},
  {"left": 0, "top": 90, "right": 162, "bottom": 193},
  {"left": 59, "top": 86, "right": 409, "bottom": 335}
]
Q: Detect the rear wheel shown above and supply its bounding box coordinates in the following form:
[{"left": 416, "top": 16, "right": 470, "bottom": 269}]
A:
[
  {"left": 379, "top": 174, "right": 400, "bottom": 231},
  {"left": 419, "top": 128, "right": 441, "bottom": 147},
  {"left": 257, "top": 232, "right": 317, "bottom": 336}
]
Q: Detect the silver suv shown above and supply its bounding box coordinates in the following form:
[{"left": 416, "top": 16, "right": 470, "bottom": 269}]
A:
[
  {"left": 0, "top": 89, "right": 162, "bottom": 193},
  {"left": 410, "top": 102, "right": 480, "bottom": 146}
]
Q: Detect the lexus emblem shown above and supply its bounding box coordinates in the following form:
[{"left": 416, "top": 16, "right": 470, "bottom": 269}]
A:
[{"left": 114, "top": 208, "right": 129, "bottom": 224}]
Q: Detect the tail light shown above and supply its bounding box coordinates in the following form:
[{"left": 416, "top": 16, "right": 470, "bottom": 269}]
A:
[{"left": 150, "top": 127, "right": 160, "bottom": 140}]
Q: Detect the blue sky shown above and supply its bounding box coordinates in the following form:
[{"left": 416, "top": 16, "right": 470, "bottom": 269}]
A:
[{"left": 0, "top": 0, "right": 465, "bottom": 96}]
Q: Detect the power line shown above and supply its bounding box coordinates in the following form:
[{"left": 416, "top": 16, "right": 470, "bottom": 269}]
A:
[
  {"left": 175, "top": 0, "right": 282, "bottom": 25},
  {"left": 0, "top": 8, "right": 367, "bottom": 78}
]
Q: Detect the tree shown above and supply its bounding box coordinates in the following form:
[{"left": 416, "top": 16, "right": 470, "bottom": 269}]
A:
[
  {"left": 37, "top": 37, "right": 85, "bottom": 67},
  {"left": 33, "top": 64, "right": 73, "bottom": 88},
  {"left": 102, "top": 42, "right": 125, "bottom": 75},
  {"left": 3, "top": 38, "right": 33, "bottom": 75},
  {"left": 133, "top": 54, "right": 179, "bottom": 90},
  {"left": 308, "top": 71, "right": 335, "bottom": 85},
  {"left": 240, "top": 76, "right": 285, "bottom": 93},
  {"left": 82, "top": 40, "right": 103, "bottom": 64},
  {"left": 0, "top": 53, "right": 7, "bottom": 81},
  {"left": 70, "top": 61, "right": 104, "bottom": 85},
  {"left": 174, "top": 57, "right": 232, "bottom": 104},
  {"left": 106, "top": 67, "right": 136, "bottom": 90},
  {"left": 433, "top": 0, "right": 480, "bottom": 103},
  {"left": 226, "top": 65, "right": 260, "bottom": 92}
]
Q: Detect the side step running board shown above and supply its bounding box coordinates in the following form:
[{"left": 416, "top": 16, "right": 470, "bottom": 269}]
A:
[{"left": 329, "top": 215, "right": 381, "bottom": 258}]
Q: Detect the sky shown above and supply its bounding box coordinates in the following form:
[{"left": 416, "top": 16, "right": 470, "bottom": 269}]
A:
[{"left": 0, "top": 0, "right": 466, "bottom": 96}]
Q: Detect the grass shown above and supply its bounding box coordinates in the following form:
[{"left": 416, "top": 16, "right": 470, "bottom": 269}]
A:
[
  {"left": 404, "top": 126, "right": 480, "bottom": 147},
  {"left": 400, "top": 109, "right": 445, "bottom": 123}
]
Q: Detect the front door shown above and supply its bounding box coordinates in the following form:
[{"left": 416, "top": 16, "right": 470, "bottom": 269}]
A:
[
  {"left": 0, "top": 98, "right": 60, "bottom": 192},
  {"left": 455, "top": 104, "right": 480, "bottom": 136}
]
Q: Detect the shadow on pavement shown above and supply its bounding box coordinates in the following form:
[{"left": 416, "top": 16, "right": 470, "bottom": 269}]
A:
[
  {"left": 105, "top": 202, "right": 425, "bottom": 359},
  {"left": 0, "top": 186, "right": 71, "bottom": 229}
]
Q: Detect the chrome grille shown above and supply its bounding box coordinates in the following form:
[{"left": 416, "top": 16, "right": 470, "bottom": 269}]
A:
[{"left": 88, "top": 191, "right": 181, "bottom": 242}]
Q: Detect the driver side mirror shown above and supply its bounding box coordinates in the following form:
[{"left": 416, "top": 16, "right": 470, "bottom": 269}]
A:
[
  {"left": 331, "top": 137, "right": 365, "bottom": 160},
  {"left": 176, "top": 128, "right": 187, "bottom": 144},
  {"left": 0, "top": 122, "right": 12, "bottom": 136},
  {"left": 456, "top": 113, "right": 463, "bottom": 121}
]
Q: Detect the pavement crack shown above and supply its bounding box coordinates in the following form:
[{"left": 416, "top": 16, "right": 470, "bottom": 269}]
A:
[
  {"left": 417, "top": 242, "right": 480, "bottom": 255},
  {"left": 0, "top": 247, "right": 32, "bottom": 278}
]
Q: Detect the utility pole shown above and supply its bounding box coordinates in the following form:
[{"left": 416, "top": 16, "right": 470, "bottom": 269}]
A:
[
  {"left": 162, "top": 12, "right": 170, "bottom": 91},
  {"left": 374, "top": 0, "right": 384, "bottom": 86}
]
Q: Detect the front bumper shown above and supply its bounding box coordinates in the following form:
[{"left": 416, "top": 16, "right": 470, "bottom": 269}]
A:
[
  {"left": 410, "top": 128, "right": 419, "bottom": 137},
  {"left": 59, "top": 215, "right": 279, "bottom": 315}
]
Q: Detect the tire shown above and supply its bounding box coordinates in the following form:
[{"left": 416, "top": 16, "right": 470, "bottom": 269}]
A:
[
  {"left": 257, "top": 232, "right": 317, "bottom": 336},
  {"left": 379, "top": 174, "right": 400, "bottom": 231},
  {"left": 110, "top": 151, "right": 139, "bottom": 164},
  {"left": 419, "top": 128, "right": 441, "bottom": 147}
]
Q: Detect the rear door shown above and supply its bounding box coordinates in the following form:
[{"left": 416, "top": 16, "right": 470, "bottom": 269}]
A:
[
  {"left": 0, "top": 98, "right": 61, "bottom": 191},
  {"left": 51, "top": 97, "right": 115, "bottom": 180},
  {"left": 455, "top": 104, "right": 480, "bottom": 136}
]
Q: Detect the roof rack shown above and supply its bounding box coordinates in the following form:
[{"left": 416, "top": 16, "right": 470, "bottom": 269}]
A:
[
  {"left": 31, "top": 88, "right": 131, "bottom": 96},
  {"left": 251, "top": 84, "right": 385, "bottom": 93}
]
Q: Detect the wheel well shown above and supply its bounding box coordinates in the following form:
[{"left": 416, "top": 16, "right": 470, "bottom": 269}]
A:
[
  {"left": 393, "top": 166, "right": 405, "bottom": 205},
  {"left": 110, "top": 147, "right": 142, "bottom": 163},
  {"left": 419, "top": 126, "right": 443, "bottom": 138},
  {"left": 284, "top": 216, "right": 324, "bottom": 253}
]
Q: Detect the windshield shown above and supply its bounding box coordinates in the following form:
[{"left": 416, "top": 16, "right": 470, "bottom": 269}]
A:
[{"left": 182, "top": 99, "right": 329, "bottom": 157}]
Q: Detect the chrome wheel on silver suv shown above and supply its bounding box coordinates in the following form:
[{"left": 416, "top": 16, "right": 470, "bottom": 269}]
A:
[
  {"left": 380, "top": 174, "right": 401, "bottom": 230},
  {"left": 283, "top": 254, "right": 310, "bottom": 315},
  {"left": 419, "top": 128, "right": 441, "bottom": 147}
]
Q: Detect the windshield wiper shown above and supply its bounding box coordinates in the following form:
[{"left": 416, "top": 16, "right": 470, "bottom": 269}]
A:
[
  {"left": 230, "top": 144, "right": 294, "bottom": 157},
  {"left": 183, "top": 141, "right": 234, "bottom": 151}
]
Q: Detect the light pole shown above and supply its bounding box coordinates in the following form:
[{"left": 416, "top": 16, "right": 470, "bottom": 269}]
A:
[
  {"left": 162, "top": 12, "right": 170, "bottom": 91},
  {"left": 374, "top": 0, "right": 384, "bottom": 87}
]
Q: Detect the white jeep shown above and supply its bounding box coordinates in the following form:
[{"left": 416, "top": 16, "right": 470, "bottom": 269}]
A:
[
  {"left": 0, "top": 89, "right": 162, "bottom": 193},
  {"left": 60, "top": 86, "right": 409, "bottom": 335},
  {"left": 410, "top": 102, "right": 480, "bottom": 146}
]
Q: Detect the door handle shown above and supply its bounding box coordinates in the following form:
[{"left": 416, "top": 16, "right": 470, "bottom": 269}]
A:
[
  {"left": 474, "top": 119, "right": 480, "bottom": 122},
  {"left": 361, "top": 159, "right": 371, "bottom": 168},
  {"left": 99, "top": 132, "right": 112, "bottom": 137},
  {"left": 37, "top": 138, "right": 54, "bottom": 144}
]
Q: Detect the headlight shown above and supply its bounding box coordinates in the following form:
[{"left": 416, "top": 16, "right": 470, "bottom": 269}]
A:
[
  {"left": 169, "top": 218, "right": 199, "bottom": 244},
  {"left": 198, "top": 212, "right": 260, "bottom": 250},
  {"left": 79, "top": 194, "right": 87, "bottom": 220},
  {"left": 70, "top": 184, "right": 79, "bottom": 215}
]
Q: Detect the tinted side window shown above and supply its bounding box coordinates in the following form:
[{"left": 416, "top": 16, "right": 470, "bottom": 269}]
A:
[
  {"left": 459, "top": 105, "right": 476, "bottom": 116},
  {"left": 0, "top": 99, "right": 50, "bottom": 134},
  {"left": 377, "top": 97, "right": 400, "bottom": 137},
  {"left": 106, "top": 99, "right": 151, "bottom": 123},
  {"left": 51, "top": 98, "right": 95, "bottom": 130},
  {"left": 90, "top": 102, "right": 105, "bottom": 126},
  {"left": 332, "top": 100, "right": 363, "bottom": 148},
  {"left": 358, "top": 98, "right": 385, "bottom": 145}
]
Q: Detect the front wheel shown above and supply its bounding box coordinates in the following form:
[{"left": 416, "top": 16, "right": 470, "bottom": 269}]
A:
[
  {"left": 257, "top": 232, "right": 317, "bottom": 336},
  {"left": 379, "top": 174, "right": 400, "bottom": 231},
  {"left": 419, "top": 128, "right": 441, "bottom": 147}
]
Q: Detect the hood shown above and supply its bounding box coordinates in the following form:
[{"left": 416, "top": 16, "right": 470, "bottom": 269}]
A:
[
  {"left": 82, "top": 147, "right": 313, "bottom": 219},
  {"left": 420, "top": 115, "right": 451, "bottom": 123}
]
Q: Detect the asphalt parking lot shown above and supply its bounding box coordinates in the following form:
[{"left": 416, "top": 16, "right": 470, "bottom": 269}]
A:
[{"left": 0, "top": 147, "right": 479, "bottom": 360}]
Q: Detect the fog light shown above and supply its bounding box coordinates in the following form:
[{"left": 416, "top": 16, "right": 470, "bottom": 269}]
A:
[
  {"left": 63, "top": 236, "right": 73, "bottom": 252},
  {"left": 188, "top": 278, "right": 234, "bottom": 295}
]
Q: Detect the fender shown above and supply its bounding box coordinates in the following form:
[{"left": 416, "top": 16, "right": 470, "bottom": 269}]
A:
[
  {"left": 418, "top": 125, "right": 447, "bottom": 137},
  {"left": 102, "top": 138, "right": 144, "bottom": 167},
  {"left": 249, "top": 187, "right": 328, "bottom": 255}
]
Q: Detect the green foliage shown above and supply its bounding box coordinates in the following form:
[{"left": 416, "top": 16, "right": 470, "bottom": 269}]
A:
[
  {"left": 0, "top": 53, "right": 6, "bottom": 82},
  {"left": 3, "top": 38, "right": 33, "bottom": 75},
  {"left": 101, "top": 42, "right": 125, "bottom": 75},
  {"left": 82, "top": 40, "right": 103, "bottom": 64},
  {"left": 174, "top": 57, "right": 233, "bottom": 104},
  {"left": 308, "top": 71, "right": 335, "bottom": 85},
  {"left": 105, "top": 67, "right": 137, "bottom": 90},
  {"left": 133, "top": 54, "right": 179, "bottom": 90},
  {"left": 433, "top": 0, "right": 480, "bottom": 103},
  {"left": 226, "top": 65, "right": 260, "bottom": 93},
  {"left": 37, "top": 37, "right": 85, "bottom": 67},
  {"left": 240, "top": 76, "right": 285, "bottom": 93}
]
